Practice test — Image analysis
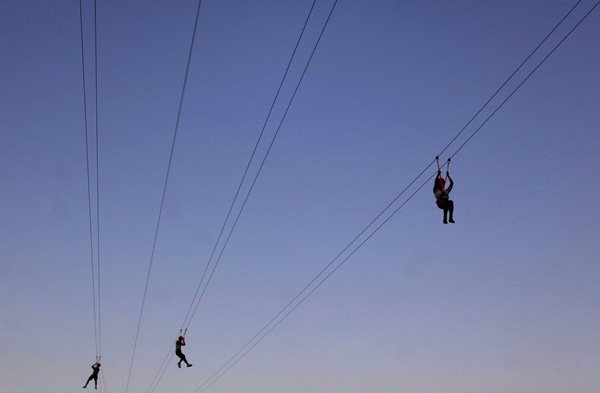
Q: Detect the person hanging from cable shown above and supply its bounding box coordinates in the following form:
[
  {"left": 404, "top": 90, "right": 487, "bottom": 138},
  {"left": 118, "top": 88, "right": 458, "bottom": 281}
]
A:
[
  {"left": 82, "top": 357, "right": 101, "bottom": 389},
  {"left": 433, "top": 157, "right": 455, "bottom": 224},
  {"left": 175, "top": 329, "right": 192, "bottom": 368}
]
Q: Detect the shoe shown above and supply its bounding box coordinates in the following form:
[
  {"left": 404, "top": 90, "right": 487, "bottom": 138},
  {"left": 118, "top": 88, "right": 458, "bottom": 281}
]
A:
[
  {"left": 187, "top": 364, "right": 193, "bottom": 367},
  {"left": 449, "top": 219, "right": 455, "bottom": 223},
  {"left": 83, "top": 386, "right": 87, "bottom": 389},
  {"left": 178, "top": 361, "right": 181, "bottom": 368},
  {"left": 443, "top": 220, "right": 448, "bottom": 224}
]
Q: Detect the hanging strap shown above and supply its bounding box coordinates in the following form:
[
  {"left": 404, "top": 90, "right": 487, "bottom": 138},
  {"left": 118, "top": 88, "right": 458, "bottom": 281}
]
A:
[{"left": 435, "top": 157, "right": 452, "bottom": 191}]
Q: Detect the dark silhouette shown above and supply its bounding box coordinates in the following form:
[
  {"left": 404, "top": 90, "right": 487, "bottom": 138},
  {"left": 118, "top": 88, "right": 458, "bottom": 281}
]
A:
[
  {"left": 433, "top": 157, "right": 455, "bottom": 224},
  {"left": 175, "top": 334, "right": 192, "bottom": 368},
  {"left": 83, "top": 361, "right": 101, "bottom": 389}
]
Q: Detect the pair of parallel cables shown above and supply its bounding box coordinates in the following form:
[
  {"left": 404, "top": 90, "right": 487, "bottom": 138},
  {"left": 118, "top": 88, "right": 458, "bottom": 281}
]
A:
[{"left": 78, "top": 0, "right": 107, "bottom": 392}]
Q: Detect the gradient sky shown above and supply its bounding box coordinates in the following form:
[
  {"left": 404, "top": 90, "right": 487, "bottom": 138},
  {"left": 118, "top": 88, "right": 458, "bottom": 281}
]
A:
[{"left": 1, "top": 1, "right": 599, "bottom": 393}]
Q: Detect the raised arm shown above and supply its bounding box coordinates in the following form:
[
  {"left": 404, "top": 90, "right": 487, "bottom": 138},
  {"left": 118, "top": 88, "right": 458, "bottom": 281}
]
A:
[
  {"left": 446, "top": 173, "right": 454, "bottom": 193},
  {"left": 433, "top": 170, "right": 441, "bottom": 192}
]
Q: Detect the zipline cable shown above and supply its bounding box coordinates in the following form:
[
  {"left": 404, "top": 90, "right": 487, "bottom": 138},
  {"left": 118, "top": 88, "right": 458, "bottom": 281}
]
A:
[
  {"left": 434, "top": 0, "right": 583, "bottom": 160},
  {"left": 124, "top": 1, "right": 204, "bottom": 392},
  {"left": 93, "top": 0, "right": 102, "bottom": 363},
  {"left": 193, "top": 167, "right": 441, "bottom": 393},
  {"left": 79, "top": 1, "right": 106, "bottom": 391},
  {"left": 179, "top": 0, "right": 318, "bottom": 332},
  {"left": 190, "top": 1, "right": 599, "bottom": 391},
  {"left": 448, "top": 2, "right": 599, "bottom": 159},
  {"left": 183, "top": 0, "right": 340, "bottom": 333},
  {"left": 93, "top": 2, "right": 108, "bottom": 392},
  {"left": 78, "top": 0, "right": 99, "bottom": 360},
  {"left": 145, "top": 3, "right": 322, "bottom": 392}
]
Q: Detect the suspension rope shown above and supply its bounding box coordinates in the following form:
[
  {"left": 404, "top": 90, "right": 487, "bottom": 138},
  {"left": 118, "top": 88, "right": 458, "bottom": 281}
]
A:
[
  {"left": 193, "top": 167, "right": 442, "bottom": 393},
  {"left": 79, "top": 1, "right": 106, "bottom": 391},
  {"left": 449, "top": 0, "right": 599, "bottom": 160},
  {"left": 182, "top": 0, "right": 340, "bottom": 332},
  {"left": 179, "top": 0, "right": 319, "bottom": 332},
  {"left": 186, "top": 0, "right": 339, "bottom": 332},
  {"left": 93, "top": 0, "right": 102, "bottom": 361},
  {"left": 434, "top": 0, "right": 584, "bottom": 160}
]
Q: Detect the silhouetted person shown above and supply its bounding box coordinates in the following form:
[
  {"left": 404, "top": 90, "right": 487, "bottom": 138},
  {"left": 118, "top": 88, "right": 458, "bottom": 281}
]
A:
[
  {"left": 433, "top": 169, "right": 455, "bottom": 224},
  {"left": 83, "top": 361, "right": 101, "bottom": 389},
  {"left": 176, "top": 335, "right": 192, "bottom": 368}
]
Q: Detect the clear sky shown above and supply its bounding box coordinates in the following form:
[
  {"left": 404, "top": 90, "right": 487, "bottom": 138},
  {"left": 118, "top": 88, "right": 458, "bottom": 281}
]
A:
[{"left": 1, "top": 1, "right": 599, "bottom": 393}]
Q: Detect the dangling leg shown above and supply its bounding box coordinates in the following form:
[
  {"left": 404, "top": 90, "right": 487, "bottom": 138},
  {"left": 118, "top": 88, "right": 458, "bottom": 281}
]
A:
[
  {"left": 83, "top": 375, "right": 92, "bottom": 388},
  {"left": 94, "top": 376, "right": 98, "bottom": 390},
  {"left": 176, "top": 350, "right": 192, "bottom": 368},
  {"left": 436, "top": 200, "right": 447, "bottom": 224},
  {"left": 182, "top": 352, "right": 192, "bottom": 367},
  {"left": 448, "top": 200, "right": 455, "bottom": 223}
]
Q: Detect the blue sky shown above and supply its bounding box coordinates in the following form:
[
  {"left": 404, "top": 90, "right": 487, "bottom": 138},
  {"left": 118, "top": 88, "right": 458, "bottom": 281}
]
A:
[{"left": 1, "top": 1, "right": 599, "bottom": 393}]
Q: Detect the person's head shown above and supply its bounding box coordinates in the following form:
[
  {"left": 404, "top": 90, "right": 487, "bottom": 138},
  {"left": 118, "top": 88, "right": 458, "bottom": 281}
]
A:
[
  {"left": 178, "top": 336, "right": 184, "bottom": 342},
  {"left": 437, "top": 177, "right": 445, "bottom": 187}
]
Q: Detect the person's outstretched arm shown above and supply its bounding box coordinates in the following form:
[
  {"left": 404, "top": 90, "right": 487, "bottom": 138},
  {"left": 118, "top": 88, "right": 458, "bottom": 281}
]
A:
[
  {"left": 433, "top": 170, "right": 441, "bottom": 192},
  {"left": 446, "top": 173, "right": 454, "bottom": 193}
]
